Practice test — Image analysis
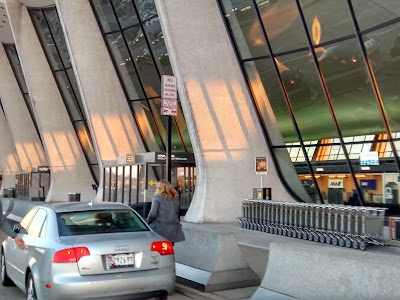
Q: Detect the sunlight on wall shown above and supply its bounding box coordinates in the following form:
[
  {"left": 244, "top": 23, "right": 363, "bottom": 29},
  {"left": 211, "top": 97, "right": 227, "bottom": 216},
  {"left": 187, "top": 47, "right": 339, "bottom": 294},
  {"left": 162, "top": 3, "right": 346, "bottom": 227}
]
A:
[
  {"left": 15, "top": 141, "right": 47, "bottom": 169},
  {"left": 186, "top": 78, "right": 258, "bottom": 161},
  {"left": 91, "top": 113, "right": 143, "bottom": 161},
  {"left": 5, "top": 153, "right": 21, "bottom": 174},
  {"left": 42, "top": 130, "right": 81, "bottom": 170}
]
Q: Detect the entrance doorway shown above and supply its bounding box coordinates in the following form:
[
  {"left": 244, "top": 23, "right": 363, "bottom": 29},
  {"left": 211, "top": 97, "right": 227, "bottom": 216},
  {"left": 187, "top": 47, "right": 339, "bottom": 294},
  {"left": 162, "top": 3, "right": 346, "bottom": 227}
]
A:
[{"left": 103, "top": 152, "right": 196, "bottom": 217}]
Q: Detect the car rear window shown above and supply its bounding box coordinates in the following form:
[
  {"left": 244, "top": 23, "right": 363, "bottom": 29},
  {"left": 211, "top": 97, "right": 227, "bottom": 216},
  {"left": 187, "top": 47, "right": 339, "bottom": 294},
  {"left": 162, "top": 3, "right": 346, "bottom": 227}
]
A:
[{"left": 57, "top": 209, "right": 149, "bottom": 236}]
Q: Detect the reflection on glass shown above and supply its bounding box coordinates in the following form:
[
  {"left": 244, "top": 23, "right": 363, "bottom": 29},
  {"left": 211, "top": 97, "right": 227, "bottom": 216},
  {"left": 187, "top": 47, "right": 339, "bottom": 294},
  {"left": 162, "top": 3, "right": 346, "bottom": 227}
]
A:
[
  {"left": 4, "top": 45, "right": 28, "bottom": 93},
  {"left": 300, "top": 0, "right": 353, "bottom": 45},
  {"left": 43, "top": 9, "right": 71, "bottom": 68},
  {"left": 142, "top": 17, "right": 172, "bottom": 75},
  {"left": 317, "top": 38, "right": 387, "bottom": 137},
  {"left": 74, "top": 121, "right": 97, "bottom": 164},
  {"left": 55, "top": 71, "right": 81, "bottom": 121},
  {"left": 106, "top": 32, "right": 144, "bottom": 99},
  {"left": 92, "top": 0, "right": 119, "bottom": 33},
  {"left": 259, "top": 0, "right": 307, "bottom": 53},
  {"left": 221, "top": 0, "right": 269, "bottom": 59},
  {"left": 131, "top": 100, "right": 163, "bottom": 151},
  {"left": 125, "top": 27, "right": 160, "bottom": 97},
  {"left": 278, "top": 50, "right": 338, "bottom": 141},
  {"left": 30, "top": 10, "right": 63, "bottom": 70},
  {"left": 244, "top": 59, "right": 298, "bottom": 144},
  {"left": 351, "top": 0, "right": 400, "bottom": 31},
  {"left": 112, "top": 0, "right": 139, "bottom": 28},
  {"left": 362, "top": 22, "right": 400, "bottom": 133},
  {"left": 134, "top": 0, "right": 158, "bottom": 22},
  {"left": 3, "top": 45, "right": 39, "bottom": 134}
]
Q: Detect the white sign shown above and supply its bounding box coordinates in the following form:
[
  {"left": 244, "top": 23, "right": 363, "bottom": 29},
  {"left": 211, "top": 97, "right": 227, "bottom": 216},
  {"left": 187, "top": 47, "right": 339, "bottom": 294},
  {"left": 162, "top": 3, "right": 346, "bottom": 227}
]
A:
[
  {"left": 328, "top": 179, "right": 343, "bottom": 189},
  {"left": 360, "top": 151, "right": 379, "bottom": 166},
  {"left": 161, "top": 75, "right": 177, "bottom": 99},
  {"left": 161, "top": 107, "right": 177, "bottom": 116}
]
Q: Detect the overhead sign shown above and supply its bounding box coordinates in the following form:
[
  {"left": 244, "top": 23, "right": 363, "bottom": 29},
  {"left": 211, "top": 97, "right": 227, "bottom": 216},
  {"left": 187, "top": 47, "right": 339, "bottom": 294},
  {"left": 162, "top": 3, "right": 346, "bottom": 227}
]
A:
[
  {"left": 38, "top": 166, "right": 50, "bottom": 172},
  {"left": 161, "top": 75, "right": 177, "bottom": 99},
  {"left": 255, "top": 157, "right": 268, "bottom": 175},
  {"left": 155, "top": 152, "right": 194, "bottom": 164},
  {"left": 125, "top": 154, "right": 135, "bottom": 164},
  {"left": 360, "top": 151, "right": 379, "bottom": 166},
  {"left": 328, "top": 179, "right": 343, "bottom": 189}
]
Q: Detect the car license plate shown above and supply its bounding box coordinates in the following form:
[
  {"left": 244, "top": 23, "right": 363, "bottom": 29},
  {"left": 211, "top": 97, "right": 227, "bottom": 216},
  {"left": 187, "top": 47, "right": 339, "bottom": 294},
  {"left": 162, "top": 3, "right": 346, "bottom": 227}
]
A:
[{"left": 107, "top": 253, "right": 134, "bottom": 269}]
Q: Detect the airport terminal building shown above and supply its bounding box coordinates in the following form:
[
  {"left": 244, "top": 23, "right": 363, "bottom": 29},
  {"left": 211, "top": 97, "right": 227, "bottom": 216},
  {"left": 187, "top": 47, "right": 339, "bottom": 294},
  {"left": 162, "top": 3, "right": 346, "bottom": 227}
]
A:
[{"left": 1, "top": 0, "right": 400, "bottom": 223}]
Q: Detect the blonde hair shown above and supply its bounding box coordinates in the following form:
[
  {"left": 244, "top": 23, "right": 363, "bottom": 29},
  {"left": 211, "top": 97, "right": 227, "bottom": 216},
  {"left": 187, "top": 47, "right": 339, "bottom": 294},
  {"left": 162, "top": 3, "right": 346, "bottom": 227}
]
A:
[{"left": 155, "top": 180, "right": 179, "bottom": 200}]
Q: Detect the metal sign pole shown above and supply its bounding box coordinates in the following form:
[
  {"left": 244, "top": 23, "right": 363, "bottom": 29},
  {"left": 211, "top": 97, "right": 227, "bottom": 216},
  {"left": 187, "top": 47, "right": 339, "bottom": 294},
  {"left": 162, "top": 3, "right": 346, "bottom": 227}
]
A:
[
  {"left": 166, "top": 116, "right": 172, "bottom": 182},
  {"left": 161, "top": 75, "right": 177, "bottom": 184}
]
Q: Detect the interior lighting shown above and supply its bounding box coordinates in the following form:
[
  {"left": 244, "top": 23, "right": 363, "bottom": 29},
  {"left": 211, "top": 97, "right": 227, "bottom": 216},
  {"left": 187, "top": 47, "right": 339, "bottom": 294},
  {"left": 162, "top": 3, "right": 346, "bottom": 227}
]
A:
[
  {"left": 257, "top": 1, "right": 270, "bottom": 6},
  {"left": 241, "top": 6, "right": 251, "bottom": 12}
]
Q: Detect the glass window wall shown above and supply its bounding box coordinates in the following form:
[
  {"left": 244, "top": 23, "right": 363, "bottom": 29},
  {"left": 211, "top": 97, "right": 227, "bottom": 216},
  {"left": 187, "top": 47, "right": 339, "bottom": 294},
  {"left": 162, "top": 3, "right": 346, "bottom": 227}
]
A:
[
  {"left": 29, "top": 7, "right": 99, "bottom": 185},
  {"left": 219, "top": 0, "right": 400, "bottom": 213},
  {"left": 90, "top": 0, "right": 192, "bottom": 153}
]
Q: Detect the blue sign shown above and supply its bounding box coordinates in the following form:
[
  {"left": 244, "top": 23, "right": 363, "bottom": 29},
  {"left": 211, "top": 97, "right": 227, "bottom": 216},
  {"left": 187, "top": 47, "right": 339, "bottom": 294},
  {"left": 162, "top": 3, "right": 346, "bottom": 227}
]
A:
[{"left": 360, "top": 179, "right": 376, "bottom": 190}]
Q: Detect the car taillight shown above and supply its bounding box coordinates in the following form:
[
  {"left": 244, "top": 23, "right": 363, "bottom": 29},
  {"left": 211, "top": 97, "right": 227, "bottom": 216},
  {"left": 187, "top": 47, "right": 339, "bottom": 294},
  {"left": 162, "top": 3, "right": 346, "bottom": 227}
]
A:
[
  {"left": 53, "top": 247, "right": 90, "bottom": 263},
  {"left": 151, "top": 241, "right": 174, "bottom": 256}
]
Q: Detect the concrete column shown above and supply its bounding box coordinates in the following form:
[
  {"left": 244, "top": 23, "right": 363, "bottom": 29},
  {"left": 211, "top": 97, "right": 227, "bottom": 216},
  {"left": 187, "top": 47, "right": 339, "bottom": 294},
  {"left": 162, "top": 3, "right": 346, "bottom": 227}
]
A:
[
  {"left": 0, "top": 45, "right": 47, "bottom": 171},
  {"left": 5, "top": 0, "right": 95, "bottom": 202},
  {"left": 54, "top": 0, "right": 146, "bottom": 161},
  {"left": 0, "top": 109, "right": 20, "bottom": 194},
  {"left": 155, "top": 0, "right": 295, "bottom": 222}
]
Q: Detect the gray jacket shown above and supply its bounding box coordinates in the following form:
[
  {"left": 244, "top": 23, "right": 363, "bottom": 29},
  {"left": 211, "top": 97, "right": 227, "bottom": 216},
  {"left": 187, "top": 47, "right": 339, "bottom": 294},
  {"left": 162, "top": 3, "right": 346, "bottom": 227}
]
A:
[
  {"left": 0, "top": 200, "right": 16, "bottom": 238},
  {"left": 147, "top": 195, "right": 185, "bottom": 243}
]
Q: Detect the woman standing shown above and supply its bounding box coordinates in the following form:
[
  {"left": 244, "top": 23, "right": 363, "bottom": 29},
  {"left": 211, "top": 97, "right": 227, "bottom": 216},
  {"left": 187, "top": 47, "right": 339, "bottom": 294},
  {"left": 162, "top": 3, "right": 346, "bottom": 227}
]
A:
[{"left": 147, "top": 180, "right": 185, "bottom": 244}]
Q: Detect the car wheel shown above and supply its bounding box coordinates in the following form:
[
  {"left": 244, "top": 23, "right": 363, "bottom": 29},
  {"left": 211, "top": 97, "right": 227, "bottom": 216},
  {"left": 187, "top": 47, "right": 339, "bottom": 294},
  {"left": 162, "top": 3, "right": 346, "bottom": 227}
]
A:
[
  {"left": 26, "top": 273, "right": 38, "bottom": 300},
  {"left": 1, "top": 250, "right": 14, "bottom": 286}
]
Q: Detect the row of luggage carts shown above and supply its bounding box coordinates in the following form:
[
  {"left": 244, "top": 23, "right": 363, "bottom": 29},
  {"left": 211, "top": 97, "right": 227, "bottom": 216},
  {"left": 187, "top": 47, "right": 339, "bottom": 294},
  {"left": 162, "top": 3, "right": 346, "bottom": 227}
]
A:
[{"left": 238, "top": 200, "right": 387, "bottom": 251}]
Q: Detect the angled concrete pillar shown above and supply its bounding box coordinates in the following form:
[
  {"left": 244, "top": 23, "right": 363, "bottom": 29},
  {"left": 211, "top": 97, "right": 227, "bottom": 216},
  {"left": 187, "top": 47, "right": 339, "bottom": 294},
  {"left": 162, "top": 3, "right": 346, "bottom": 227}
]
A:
[
  {"left": 5, "top": 0, "right": 95, "bottom": 202},
  {"left": 155, "top": 0, "right": 295, "bottom": 223},
  {"left": 0, "top": 109, "right": 21, "bottom": 195},
  {"left": 54, "top": 0, "right": 147, "bottom": 198},
  {"left": 0, "top": 45, "right": 47, "bottom": 171}
]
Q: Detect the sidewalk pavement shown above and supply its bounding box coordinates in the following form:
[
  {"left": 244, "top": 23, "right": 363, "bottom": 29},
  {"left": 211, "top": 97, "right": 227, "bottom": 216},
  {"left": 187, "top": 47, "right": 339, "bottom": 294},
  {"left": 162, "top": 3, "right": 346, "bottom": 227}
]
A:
[{"left": 175, "top": 283, "right": 257, "bottom": 300}]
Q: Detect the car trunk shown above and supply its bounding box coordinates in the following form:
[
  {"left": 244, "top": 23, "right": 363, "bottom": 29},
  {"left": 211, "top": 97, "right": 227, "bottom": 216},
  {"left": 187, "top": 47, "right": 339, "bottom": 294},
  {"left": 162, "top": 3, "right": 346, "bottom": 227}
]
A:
[{"left": 60, "top": 232, "right": 162, "bottom": 275}]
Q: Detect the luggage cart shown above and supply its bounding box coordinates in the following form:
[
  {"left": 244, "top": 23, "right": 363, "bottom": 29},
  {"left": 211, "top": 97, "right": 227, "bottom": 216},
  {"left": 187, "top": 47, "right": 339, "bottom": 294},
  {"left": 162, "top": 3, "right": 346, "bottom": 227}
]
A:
[{"left": 239, "top": 200, "right": 386, "bottom": 251}]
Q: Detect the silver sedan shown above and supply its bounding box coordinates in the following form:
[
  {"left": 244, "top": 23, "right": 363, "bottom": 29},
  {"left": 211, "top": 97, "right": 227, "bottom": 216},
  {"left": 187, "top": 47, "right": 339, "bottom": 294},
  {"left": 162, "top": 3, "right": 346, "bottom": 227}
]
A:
[{"left": 1, "top": 202, "right": 175, "bottom": 300}]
